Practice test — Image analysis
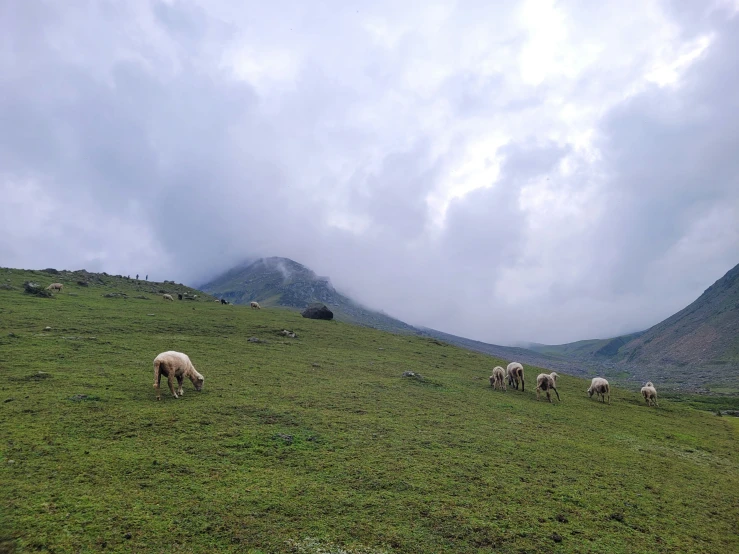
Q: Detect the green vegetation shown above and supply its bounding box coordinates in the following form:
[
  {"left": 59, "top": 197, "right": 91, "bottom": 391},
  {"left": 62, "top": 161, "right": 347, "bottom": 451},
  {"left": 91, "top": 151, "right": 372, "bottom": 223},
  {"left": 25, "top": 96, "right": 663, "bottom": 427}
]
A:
[{"left": 1, "top": 267, "right": 738, "bottom": 553}]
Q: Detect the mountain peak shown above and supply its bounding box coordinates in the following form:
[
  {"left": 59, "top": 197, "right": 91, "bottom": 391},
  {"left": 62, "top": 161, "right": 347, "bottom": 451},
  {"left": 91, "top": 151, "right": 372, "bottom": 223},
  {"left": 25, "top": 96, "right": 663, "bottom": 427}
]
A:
[{"left": 200, "top": 257, "right": 414, "bottom": 333}]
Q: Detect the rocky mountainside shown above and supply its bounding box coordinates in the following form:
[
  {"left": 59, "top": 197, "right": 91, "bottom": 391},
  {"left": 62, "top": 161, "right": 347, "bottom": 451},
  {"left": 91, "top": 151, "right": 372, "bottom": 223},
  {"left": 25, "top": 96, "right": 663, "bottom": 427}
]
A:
[{"left": 199, "top": 257, "right": 417, "bottom": 334}]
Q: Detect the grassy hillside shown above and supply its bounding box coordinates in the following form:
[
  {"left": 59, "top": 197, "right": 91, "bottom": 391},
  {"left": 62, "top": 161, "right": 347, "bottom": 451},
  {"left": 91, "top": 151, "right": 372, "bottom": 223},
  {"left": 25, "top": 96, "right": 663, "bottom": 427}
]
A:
[
  {"left": 200, "top": 257, "right": 418, "bottom": 334},
  {"left": 1, "top": 267, "right": 738, "bottom": 553}
]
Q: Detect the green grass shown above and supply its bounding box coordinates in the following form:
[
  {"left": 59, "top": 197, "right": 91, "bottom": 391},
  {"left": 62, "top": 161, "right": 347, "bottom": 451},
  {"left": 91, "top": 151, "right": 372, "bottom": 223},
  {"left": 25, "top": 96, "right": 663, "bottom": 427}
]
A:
[{"left": 1, "top": 267, "right": 738, "bottom": 553}]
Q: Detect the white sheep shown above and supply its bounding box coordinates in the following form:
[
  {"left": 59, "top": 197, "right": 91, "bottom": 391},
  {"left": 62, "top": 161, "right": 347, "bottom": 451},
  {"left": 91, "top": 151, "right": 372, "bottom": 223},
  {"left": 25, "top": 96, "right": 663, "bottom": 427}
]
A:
[
  {"left": 506, "top": 362, "right": 525, "bottom": 391},
  {"left": 46, "top": 283, "right": 63, "bottom": 292},
  {"left": 250, "top": 301, "right": 261, "bottom": 309},
  {"left": 587, "top": 377, "right": 610, "bottom": 404},
  {"left": 536, "top": 372, "right": 560, "bottom": 402},
  {"left": 489, "top": 366, "right": 506, "bottom": 391},
  {"left": 641, "top": 381, "right": 658, "bottom": 407},
  {"left": 162, "top": 294, "right": 174, "bottom": 301},
  {"left": 152, "top": 351, "right": 204, "bottom": 400}
]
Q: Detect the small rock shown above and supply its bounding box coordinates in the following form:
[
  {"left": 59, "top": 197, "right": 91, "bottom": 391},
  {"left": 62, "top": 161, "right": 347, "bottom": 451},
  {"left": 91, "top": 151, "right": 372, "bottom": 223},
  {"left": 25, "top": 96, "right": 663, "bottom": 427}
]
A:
[
  {"left": 124, "top": 532, "right": 132, "bottom": 540},
  {"left": 610, "top": 513, "right": 625, "bottom": 522},
  {"left": 312, "top": 363, "right": 321, "bottom": 368},
  {"left": 556, "top": 514, "right": 568, "bottom": 523},
  {"left": 147, "top": 314, "right": 155, "bottom": 316},
  {"left": 7, "top": 460, "right": 15, "bottom": 464},
  {"left": 44, "top": 326, "right": 51, "bottom": 331},
  {"left": 402, "top": 371, "right": 422, "bottom": 379},
  {"left": 248, "top": 337, "right": 261, "bottom": 343},
  {"left": 552, "top": 533, "right": 563, "bottom": 543},
  {"left": 4, "top": 398, "right": 14, "bottom": 403}
]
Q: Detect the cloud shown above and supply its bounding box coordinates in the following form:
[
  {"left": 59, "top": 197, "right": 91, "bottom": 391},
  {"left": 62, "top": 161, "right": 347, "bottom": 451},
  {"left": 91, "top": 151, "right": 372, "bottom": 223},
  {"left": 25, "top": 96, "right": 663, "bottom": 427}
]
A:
[{"left": 1, "top": 0, "right": 738, "bottom": 344}]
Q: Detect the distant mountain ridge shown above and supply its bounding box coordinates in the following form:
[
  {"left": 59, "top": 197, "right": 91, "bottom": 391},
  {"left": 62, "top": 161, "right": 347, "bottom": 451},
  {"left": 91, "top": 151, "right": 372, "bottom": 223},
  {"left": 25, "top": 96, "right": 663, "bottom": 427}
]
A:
[
  {"left": 528, "top": 262, "right": 739, "bottom": 390},
  {"left": 200, "top": 257, "right": 417, "bottom": 334}
]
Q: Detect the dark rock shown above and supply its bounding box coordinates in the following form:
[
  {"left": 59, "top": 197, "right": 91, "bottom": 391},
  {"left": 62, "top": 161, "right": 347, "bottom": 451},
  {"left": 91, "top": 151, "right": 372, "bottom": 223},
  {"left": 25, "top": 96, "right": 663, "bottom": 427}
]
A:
[
  {"left": 23, "top": 282, "right": 52, "bottom": 297},
  {"left": 610, "top": 513, "right": 625, "bottom": 522},
  {"left": 77, "top": 281, "right": 89, "bottom": 286},
  {"left": 402, "top": 371, "right": 423, "bottom": 380},
  {"left": 556, "top": 514, "right": 569, "bottom": 523},
  {"left": 552, "top": 533, "right": 563, "bottom": 543},
  {"left": 301, "top": 304, "right": 333, "bottom": 320},
  {"left": 43, "top": 268, "right": 60, "bottom": 274},
  {"left": 124, "top": 533, "right": 132, "bottom": 540}
]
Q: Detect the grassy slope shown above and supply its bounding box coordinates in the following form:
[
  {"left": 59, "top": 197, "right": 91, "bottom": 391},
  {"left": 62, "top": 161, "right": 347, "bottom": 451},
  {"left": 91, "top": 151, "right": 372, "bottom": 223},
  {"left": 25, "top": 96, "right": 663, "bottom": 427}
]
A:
[{"left": 1, "top": 268, "right": 738, "bottom": 554}]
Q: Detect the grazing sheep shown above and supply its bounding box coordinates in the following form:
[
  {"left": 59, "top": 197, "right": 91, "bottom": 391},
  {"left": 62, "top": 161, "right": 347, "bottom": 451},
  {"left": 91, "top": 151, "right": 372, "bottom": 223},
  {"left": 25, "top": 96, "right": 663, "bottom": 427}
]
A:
[
  {"left": 178, "top": 293, "right": 183, "bottom": 300},
  {"left": 489, "top": 366, "right": 506, "bottom": 391},
  {"left": 162, "top": 294, "right": 174, "bottom": 301},
  {"left": 506, "top": 362, "right": 525, "bottom": 391},
  {"left": 152, "top": 350, "right": 204, "bottom": 400},
  {"left": 250, "top": 301, "right": 261, "bottom": 310},
  {"left": 587, "top": 377, "right": 610, "bottom": 404},
  {"left": 641, "top": 381, "right": 658, "bottom": 407},
  {"left": 46, "top": 283, "right": 63, "bottom": 292},
  {"left": 221, "top": 298, "right": 228, "bottom": 305},
  {"left": 536, "top": 372, "right": 561, "bottom": 402}
]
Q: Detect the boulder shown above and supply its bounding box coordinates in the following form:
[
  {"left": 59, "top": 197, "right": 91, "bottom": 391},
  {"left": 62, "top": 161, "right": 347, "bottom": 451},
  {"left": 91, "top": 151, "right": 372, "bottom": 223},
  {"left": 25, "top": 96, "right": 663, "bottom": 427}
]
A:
[{"left": 301, "top": 304, "right": 333, "bottom": 320}]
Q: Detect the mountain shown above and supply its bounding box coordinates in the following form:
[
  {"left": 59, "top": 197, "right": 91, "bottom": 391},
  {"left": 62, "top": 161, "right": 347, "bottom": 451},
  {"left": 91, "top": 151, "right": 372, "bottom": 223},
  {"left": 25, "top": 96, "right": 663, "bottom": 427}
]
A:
[
  {"left": 201, "top": 258, "right": 739, "bottom": 391},
  {"left": 529, "top": 262, "right": 739, "bottom": 390},
  {"left": 199, "top": 257, "right": 417, "bottom": 334}
]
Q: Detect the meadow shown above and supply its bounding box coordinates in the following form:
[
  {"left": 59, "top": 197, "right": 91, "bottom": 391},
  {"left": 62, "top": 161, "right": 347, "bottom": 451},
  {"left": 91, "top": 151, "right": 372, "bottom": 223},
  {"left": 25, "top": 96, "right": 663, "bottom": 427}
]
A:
[{"left": 1, "top": 268, "right": 737, "bottom": 553}]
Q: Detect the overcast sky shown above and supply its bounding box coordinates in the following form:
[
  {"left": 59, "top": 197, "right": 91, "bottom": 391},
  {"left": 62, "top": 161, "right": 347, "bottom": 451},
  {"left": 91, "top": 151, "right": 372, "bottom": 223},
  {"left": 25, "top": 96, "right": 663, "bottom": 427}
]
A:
[{"left": 2, "top": 0, "right": 738, "bottom": 345}]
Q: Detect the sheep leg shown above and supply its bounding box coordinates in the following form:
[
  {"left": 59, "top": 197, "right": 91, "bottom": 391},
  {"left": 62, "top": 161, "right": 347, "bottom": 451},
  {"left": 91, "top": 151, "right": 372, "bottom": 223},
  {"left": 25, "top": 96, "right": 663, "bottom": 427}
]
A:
[
  {"left": 553, "top": 387, "right": 560, "bottom": 401},
  {"left": 153, "top": 364, "right": 161, "bottom": 401},
  {"left": 520, "top": 377, "right": 524, "bottom": 392},
  {"left": 176, "top": 375, "right": 184, "bottom": 396},
  {"left": 167, "top": 373, "right": 178, "bottom": 398}
]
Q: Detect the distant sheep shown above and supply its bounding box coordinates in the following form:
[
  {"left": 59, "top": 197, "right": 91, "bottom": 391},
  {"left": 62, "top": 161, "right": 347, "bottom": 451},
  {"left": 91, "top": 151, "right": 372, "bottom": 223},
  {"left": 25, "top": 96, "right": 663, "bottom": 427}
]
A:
[
  {"left": 162, "top": 294, "right": 174, "bottom": 301},
  {"left": 221, "top": 298, "right": 228, "bottom": 305},
  {"left": 506, "top": 362, "right": 525, "bottom": 391},
  {"left": 536, "top": 372, "right": 561, "bottom": 402},
  {"left": 178, "top": 293, "right": 183, "bottom": 300},
  {"left": 641, "top": 381, "right": 658, "bottom": 407},
  {"left": 489, "top": 366, "right": 506, "bottom": 391},
  {"left": 152, "top": 350, "right": 204, "bottom": 401},
  {"left": 46, "top": 283, "right": 63, "bottom": 292},
  {"left": 250, "top": 301, "right": 261, "bottom": 310},
  {"left": 587, "top": 377, "right": 610, "bottom": 404}
]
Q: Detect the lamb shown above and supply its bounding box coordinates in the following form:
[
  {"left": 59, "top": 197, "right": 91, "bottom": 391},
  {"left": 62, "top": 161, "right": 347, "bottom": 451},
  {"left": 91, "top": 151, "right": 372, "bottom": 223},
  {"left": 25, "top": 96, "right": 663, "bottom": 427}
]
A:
[
  {"left": 587, "top": 377, "right": 610, "bottom": 404},
  {"left": 506, "top": 362, "right": 525, "bottom": 391},
  {"left": 46, "top": 283, "right": 63, "bottom": 292},
  {"left": 163, "top": 294, "right": 174, "bottom": 301},
  {"left": 641, "top": 381, "right": 658, "bottom": 407},
  {"left": 489, "top": 366, "right": 506, "bottom": 391},
  {"left": 152, "top": 350, "right": 204, "bottom": 400},
  {"left": 250, "top": 301, "right": 261, "bottom": 309},
  {"left": 536, "top": 372, "right": 561, "bottom": 402}
]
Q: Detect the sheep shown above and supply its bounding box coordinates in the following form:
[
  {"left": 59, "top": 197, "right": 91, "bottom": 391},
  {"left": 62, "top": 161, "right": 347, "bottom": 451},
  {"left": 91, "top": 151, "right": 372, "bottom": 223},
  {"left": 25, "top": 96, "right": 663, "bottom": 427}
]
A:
[
  {"left": 46, "top": 283, "right": 63, "bottom": 292},
  {"left": 536, "top": 372, "right": 561, "bottom": 402},
  {"left": 162, "top": 294, "right": 174, "bottom": 301},
  {"left": 178, "top": 293, "right": 183, "bottom": 300},
  {"left": 152, "top": 350, "right": 204, "bottom": 400},
  {"left": 221, "top": 298, "right": 228, "bottom": 305},
  {"left": 506, "top": 362, "right": 525, "bottom": 391},
  {"left": 250, "top": 301, "right": 261, "bottom": 310},
  {"left": 641, "top": 381, "right": 658, "bottom": 407},
  {"left": 489, "top": 366, "right": 506, "bottom": 391},
  {"left": 587, "top": 377, "right": 610, "bottom": 404}
]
